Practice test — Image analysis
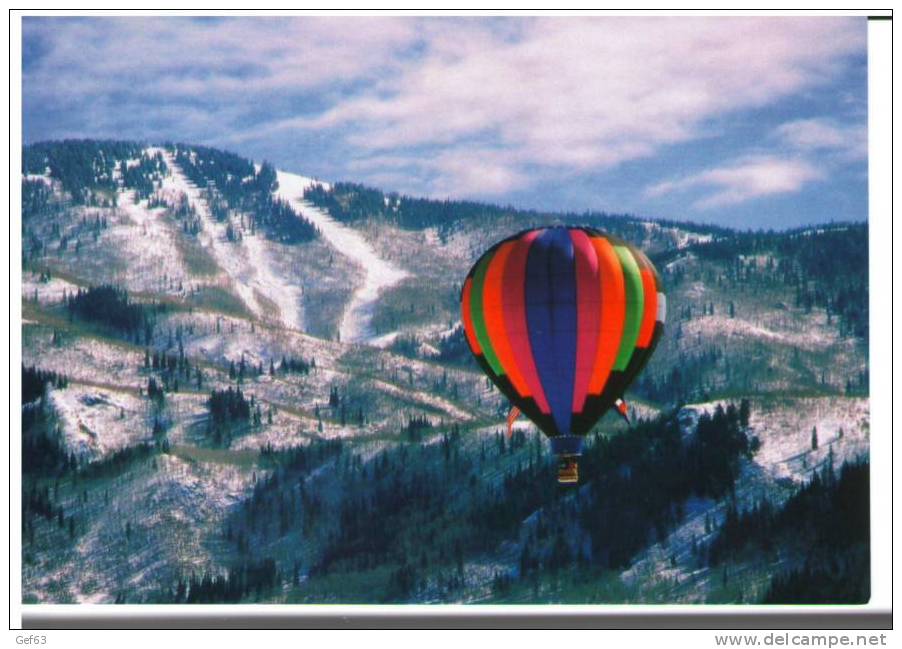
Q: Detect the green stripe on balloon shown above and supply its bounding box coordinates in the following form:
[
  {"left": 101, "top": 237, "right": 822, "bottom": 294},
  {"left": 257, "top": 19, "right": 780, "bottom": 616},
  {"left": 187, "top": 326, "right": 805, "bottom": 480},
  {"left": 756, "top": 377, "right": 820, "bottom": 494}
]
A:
[
  {"left": 613, "top": 245, "right": 644, "bottom": 371},
  {"left": 470, "top": 251, "right": 505, "bottom": 376}
]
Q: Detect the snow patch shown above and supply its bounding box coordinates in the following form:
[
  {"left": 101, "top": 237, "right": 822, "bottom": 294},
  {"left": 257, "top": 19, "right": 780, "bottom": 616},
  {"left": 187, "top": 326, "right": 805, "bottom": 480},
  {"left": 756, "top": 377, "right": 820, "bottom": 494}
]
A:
[
  {"left": 112, "top": 188, "right": 189, "bottom": 295},
  {"left": 24, "top": 173, "right": 52, "bottom": 185},
  {"left": 683, "top": 314, "right": 838, "bottom": 351},
  {"left": 49, "top": 385, "right": 151, "bottom": 461},
  {"left": 274, "top": 170, "right": 409, "bottom": 344},
  {"left": 22, "top": 272, "right": 81, "bottom": 305},
  {"left": 371, "top": 379, "right": 474, "bottom": 422}
]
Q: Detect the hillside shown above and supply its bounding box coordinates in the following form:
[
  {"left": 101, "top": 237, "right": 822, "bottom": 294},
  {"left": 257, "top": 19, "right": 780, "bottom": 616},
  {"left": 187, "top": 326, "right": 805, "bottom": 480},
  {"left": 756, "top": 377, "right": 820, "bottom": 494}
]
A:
[{"left": 20, "top": 139, "right": 869, "bottom": 604}]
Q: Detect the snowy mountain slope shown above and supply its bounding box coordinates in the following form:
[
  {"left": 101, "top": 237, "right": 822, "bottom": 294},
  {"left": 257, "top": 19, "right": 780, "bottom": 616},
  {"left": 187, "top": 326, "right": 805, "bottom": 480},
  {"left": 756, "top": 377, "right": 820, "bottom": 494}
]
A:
[
  {"left": 22, "top": 292, "right": 487, "bottom": 455},
  {"left": 23, "top": 185, "right": 190, "bottom": 299},
  {"left": 23, "top": 452, "right": 257, "bottom": 603},
  {"left": 110, "top": 188, "right": 194, "bottom": 294},
  {"left": 274, "top": 171, "right": 409, "bottom": 344},
  {"left": 160, "top": 150, "right": 305, "bottom": 331},
  {"left": 621, "top": 395, "right": 869, "bottom": 603}
]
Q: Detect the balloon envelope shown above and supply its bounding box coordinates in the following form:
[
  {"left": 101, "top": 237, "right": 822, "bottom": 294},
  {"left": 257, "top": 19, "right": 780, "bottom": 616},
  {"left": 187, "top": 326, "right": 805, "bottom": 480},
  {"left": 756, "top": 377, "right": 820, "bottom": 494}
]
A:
[{"left": 461, "top": 226, "right": 665, "bottom": 456}]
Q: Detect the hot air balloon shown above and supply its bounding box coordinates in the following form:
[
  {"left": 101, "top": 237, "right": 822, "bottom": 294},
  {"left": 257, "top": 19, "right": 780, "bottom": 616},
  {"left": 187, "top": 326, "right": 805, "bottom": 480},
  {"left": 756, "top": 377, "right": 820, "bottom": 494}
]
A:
[{"left": 460, "top": 226, "right": 665, "bottom": 484}]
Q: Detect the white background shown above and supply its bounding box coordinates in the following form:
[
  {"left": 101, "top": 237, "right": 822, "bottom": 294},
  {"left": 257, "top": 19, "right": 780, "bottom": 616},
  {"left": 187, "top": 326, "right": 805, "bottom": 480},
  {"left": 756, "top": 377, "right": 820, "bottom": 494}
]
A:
[{"left": 4, "top": 2, "right": 895, "bottom": 641}]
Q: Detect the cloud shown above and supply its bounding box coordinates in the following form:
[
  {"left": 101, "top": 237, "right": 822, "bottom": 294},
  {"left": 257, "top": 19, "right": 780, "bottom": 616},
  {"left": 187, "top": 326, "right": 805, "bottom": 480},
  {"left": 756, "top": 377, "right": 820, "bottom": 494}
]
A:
[
  {"left": 23, "top": 16, "right": 866, "bottom": 202},
  {"left": 644, "top": 115, "right": 867, "bottom": 213},
  {"left": 775, "top": 118, "right": 867, "bottom": 160},
  {"left": 23, "top": 16, "right": 419, "bottom": 141},
  {"left": 271, "top": 17, "right": 863, "bottom": 190},
  {"left": 345, "top": 147, "right": 528, "bottom": 197},
  {"left": 25, "top": 17, "right": 417, "bottom": 95},
  {"left": 428, "top": 149, "right": 530, "bottom": 197},
  {"left": 646, "top": 155, "right": 824, "bottom": 209}
]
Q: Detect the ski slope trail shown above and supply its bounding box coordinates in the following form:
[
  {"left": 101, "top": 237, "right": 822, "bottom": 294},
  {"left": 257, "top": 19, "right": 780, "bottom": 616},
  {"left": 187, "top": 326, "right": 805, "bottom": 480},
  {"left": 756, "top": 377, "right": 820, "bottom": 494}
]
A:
[
  {"left": 158, "top": 149, "right": 305, "bottom": 332},
  {"left": 275, "top": 170, "right": 409, "bottom": 344},
  {"left": 113, "top": 188, "right": 189, "bottom": 294}
]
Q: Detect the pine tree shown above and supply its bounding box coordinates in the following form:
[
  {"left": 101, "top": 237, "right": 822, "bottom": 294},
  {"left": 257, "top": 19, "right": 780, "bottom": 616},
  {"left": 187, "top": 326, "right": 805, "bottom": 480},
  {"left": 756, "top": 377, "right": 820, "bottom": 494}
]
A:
[{"left": 739, "top": 399, "right": 750, "bottom": 428}]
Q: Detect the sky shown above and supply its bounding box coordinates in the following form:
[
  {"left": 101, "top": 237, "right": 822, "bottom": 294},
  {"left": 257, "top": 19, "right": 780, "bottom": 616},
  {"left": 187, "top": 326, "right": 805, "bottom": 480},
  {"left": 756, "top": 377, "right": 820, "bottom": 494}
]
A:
[{"left": 22, "top": 16, "right": 869, "bottom": 230}]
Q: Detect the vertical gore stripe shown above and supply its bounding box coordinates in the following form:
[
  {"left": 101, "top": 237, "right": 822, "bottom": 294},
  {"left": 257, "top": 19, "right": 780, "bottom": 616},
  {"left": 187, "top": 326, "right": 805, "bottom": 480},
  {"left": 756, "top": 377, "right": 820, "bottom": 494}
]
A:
[
  {"left": 636, "top": 268, "right": 658, "bottom": 348},
  {"left": 461, "top": 277, "right": 482, "bottom": 355},
  {"left": 569, "top": 229, "right": 601, "bottom": 412},
  {"left": 502, "top": 230, "right": 550, "bottom": 413},
  {"left": 613, "top": 245, "right": 644, "bottom": 371},
  {"left": 588, "top": 236, "right": 625, "bottom": 394},
  {"left": 482, "top": 241, "right": 531, "bottom": 397},
  {"left": 526, "top": 228, "right": 577, "bottom": 437},
  {"left": 470, "top": 253, "right": 505, "bottom": 376}
]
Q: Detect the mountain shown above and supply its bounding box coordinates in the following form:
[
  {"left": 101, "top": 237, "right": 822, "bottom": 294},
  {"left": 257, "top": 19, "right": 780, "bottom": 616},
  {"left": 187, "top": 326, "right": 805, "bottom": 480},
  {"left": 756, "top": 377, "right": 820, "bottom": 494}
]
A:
[{"left": 20, "top": 139, "right": 869, "bottom": 604}]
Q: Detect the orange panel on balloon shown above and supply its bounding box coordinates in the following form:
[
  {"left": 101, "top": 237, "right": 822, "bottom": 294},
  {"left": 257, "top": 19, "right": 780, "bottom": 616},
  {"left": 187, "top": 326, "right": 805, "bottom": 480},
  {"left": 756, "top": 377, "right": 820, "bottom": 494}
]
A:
[
  {"left": 482, "top": 241, "right": 531, "bottom": 397},
  {"left": 637, "top": 268, "right": 658, "bottom": 348},
  {"left": 587, "top": 236, "right": 625, "bottom": 395}
]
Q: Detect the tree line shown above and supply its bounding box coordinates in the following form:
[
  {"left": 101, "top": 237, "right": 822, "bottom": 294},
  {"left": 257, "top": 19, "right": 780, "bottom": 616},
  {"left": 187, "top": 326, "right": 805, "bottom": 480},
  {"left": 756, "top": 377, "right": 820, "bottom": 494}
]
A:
[
  {"left": 171, "top": 145, "right": 318, "bottom": 243},
  {"left": 23, "top": 139, "right": 145, "bottom": 205},
  {"left": 302, "top": 180, "right": 726, "bottom": 245},
  {"left": 687, "top": 224, "right": 868, "bottom": 340},
  {"left": 166, "top": 558, "right": 279, "bottom": 603},
  {"left": 66, "top": 284, "right": 163, "bottom": 343},
  {"left": 23, "top": 364, "right": 69, "bottom": 405}
]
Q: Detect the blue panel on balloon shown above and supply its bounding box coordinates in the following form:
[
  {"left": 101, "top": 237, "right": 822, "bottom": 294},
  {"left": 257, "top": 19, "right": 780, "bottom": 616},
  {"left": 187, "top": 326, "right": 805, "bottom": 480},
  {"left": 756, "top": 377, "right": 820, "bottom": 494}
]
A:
[{"left": 525, "top": 227, "right": 577, "bottom": 437}]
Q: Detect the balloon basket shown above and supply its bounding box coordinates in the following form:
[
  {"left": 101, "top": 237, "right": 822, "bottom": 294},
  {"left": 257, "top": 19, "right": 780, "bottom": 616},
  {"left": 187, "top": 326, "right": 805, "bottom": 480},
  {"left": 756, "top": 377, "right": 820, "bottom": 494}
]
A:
[{"left": 557, "top": 455, "right": 579, "bottom": 485}]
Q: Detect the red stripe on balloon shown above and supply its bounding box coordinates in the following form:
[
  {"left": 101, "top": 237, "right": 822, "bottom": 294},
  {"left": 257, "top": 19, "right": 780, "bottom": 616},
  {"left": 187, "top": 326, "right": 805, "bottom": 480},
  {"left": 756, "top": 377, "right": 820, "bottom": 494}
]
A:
[
  {"left": 483, "top": 241, "right": 532, "bottom": 397},
  {"left": 636, "top": 268, "right": 658, "bottom": 348},
  {"left": 502, "top": 230, "right": 551, "bottom": 414},
  {"left": 569, "top": 229, "right": 601, "bottom": 411}
]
